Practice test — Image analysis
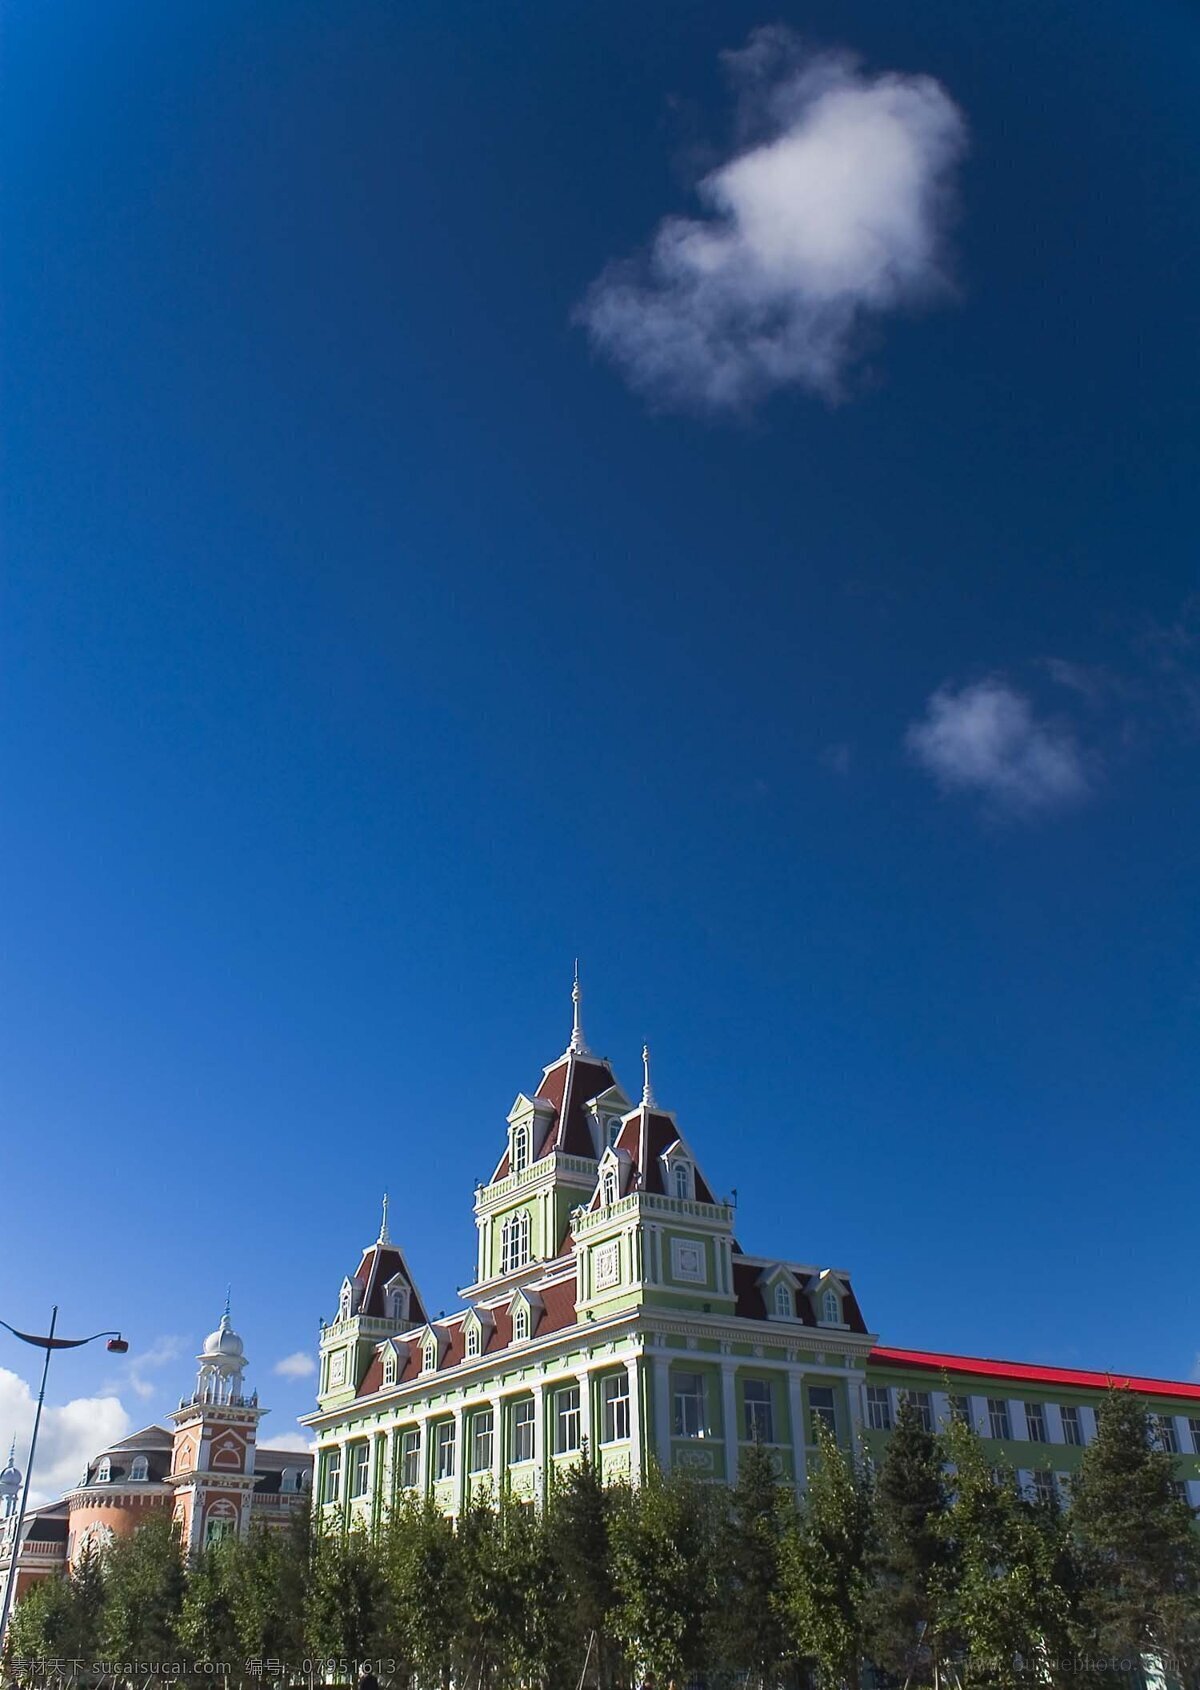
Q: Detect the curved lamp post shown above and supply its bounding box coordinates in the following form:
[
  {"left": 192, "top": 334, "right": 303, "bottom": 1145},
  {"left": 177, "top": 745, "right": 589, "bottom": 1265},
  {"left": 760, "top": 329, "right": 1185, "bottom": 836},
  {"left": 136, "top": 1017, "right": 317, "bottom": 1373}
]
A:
[{"left": 0, "top": 1307, "right": 128, "bottom": 1643}]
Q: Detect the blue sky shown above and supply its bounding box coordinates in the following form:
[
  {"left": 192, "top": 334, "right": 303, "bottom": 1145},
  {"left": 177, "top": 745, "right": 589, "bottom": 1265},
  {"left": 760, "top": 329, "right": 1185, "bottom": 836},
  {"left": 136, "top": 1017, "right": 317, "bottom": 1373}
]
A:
[{"left": 2, "top": 0, "right": 1198, "bottom": 1480}]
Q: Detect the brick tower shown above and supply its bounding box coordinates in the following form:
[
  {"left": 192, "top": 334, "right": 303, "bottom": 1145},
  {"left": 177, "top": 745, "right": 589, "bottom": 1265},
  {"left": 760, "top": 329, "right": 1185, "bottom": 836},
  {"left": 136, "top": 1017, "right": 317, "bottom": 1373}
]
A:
[{"left": 167, "top": 1297, "right": 265, "bottom": 1553}]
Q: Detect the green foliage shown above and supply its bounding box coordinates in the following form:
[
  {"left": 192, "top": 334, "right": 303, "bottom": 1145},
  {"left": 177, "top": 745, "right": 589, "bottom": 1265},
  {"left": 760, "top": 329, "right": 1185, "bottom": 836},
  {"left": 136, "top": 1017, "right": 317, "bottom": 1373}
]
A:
[
  {"left": 862, "top": 1395, "right": 951, "bottom": 1684},
  {"left": 381, "top": 1492, "right": 461, "bottom": 1688},
  {"left": 938, "top": 1416, "right": 1070, "bottom": 1686},
  {"left": 543, "top": 1453, "right": 625, "bottom": 1688},
  {"left": 180, "top": 1538, "right": 242, "bottom": 1668},
  {"left": 306, "top": 1514, "right": 390, "bottom": 1674},
  {"left": 100, "top": 1513, "right": 187, "bottom": 1663},
  {"left": 232, "top": 1510, "right": 312, "bottom": 1670},
  {"left": 778, "top": 1423, "right": 873, "bottom": 1690},
  {"left": 708, "top": 1441, "right": 795, "bottom": 1686},
  {"left": 609, "top": 1464, "right": 719, "bottom": 1687},
  {"left": 1070, "top": 1389, "right": 1200, "bottom": 1677}
]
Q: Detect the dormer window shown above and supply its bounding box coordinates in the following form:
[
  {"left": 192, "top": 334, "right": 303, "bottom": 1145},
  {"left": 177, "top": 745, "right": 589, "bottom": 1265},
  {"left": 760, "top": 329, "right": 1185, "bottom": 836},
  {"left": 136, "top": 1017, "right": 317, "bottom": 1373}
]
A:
[
  {"left": 95, "top": 1458, "right": 111, "bottom": 1484},
  {"left": 422, "top": 1340, "right": 438, "bottom": 1374},
  {"left": 383, "top": 1350, "right": 398, "bottom": 1387},
  {"left": 466, "top": 1324, "right": 481, "bottom": 1360},
  {"left": 511, "top": 1125, "right": 529, "bottom": 1175},
  {"left": 821, "top": 1288, "right": 841, "bottom": 1326},
  {"left": 338, "top": 1283, "right": 353, "bottom": 1322},
  {"left": 673, "top": 1163, "right": 691, "bottom": 1200},
  {"left": 512, "top": 1304, "right": 530, "bottom": 1343},
  {"left": 130, "top": 1455, "right": 149, "bottom": 1482},
  {"left": 606, "top": 1116, "right": 622, "bottom": 1149},
  {"left": 602, "top": 1167, "right": 618, "bottom": 1208},
  {"left": 774, "top": 1282, "right": 792, "bottom": 1318}
]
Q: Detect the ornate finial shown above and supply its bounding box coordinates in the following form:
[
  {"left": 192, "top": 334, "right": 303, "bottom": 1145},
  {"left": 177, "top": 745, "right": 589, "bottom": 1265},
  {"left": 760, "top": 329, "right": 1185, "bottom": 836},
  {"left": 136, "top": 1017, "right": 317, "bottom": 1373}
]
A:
[
  {"left": 641, "top": 1044, "right": 656, "bottom": 1108},
  {"left": 378, "top": 1192, "right": 391, "bottom": 1246},
  {"left": 223, "top": 1286, "right": 232, "bottom": 1325},
  {"left": 568, "top": 960, "right": 593, "bottom": 1056}
]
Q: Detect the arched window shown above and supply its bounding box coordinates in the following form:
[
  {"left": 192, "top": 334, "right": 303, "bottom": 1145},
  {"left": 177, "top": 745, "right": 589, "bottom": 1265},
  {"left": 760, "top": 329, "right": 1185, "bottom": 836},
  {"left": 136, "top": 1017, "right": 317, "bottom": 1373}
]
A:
[
  {"left": 95, "top": 1458, "right": 111, "bottom": 1484},
  {"left": 423, "top": 1340, "right": 438, "bottom": 1374},
  {"left": 465, "top": 1324, "right": 480, "bottom": 1359},
  {"left": 512, "top": 1305, "right": 530, "bottom": 1343},
  {"left": 500, "top": 1210, "right": 530, "bottom": 1274},
  {"left": 130, "top": 1455, "right": 149, "bottom": 1481},
  {"left": 774, "top": 1282, "right": 792, "bottom": 1318},
  {"left": 338, "top": 1284, "right": 352, "bottom": 1322},
  {"left": 389, "top": 1287, "right": 408, "bottom": 1325},
  {"left": 821, "top": 1288, "right": 841, "bottom": 1325},
  {"left": 602, "top": 1167, "right": 618, "bottom": 1208},
  {"left": 383, "top": 1350, "right": 397, "bottom": 1387},
  {"left": 512, "top": 1126, "right": 529, "bottom": 1175},
  {"left": 673, "top": 1163, "right": 691, "bottom": 1200}
]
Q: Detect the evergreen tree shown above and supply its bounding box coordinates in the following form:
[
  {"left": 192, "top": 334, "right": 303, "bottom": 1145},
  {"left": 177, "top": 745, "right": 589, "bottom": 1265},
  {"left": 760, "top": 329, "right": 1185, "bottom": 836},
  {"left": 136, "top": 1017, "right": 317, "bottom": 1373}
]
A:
[
  {"left": 7, "top": 1573, "right": 79, "bottom": 1666},
  {"left": 1070, "top": 1389, "right": 1200, "bottom": 1681},
  {"left": 609, "top": 1465, "right": 718, "bottom": 1689},
  {"left": 306, "top": 1516, "right": 389, "bottom": 1679},
  {"left": 231, "top": 1512, "right": 312, "bottom": 1678},
  {"left": 708, "top": 1442, "right": 795, "bottom": 1688},
  {"left": 100, "top": 1513, "right": 187, "bottom": 1665},
  {"left": 543, "top": 1454, "right": 624, "bottom": 1689},
  {"left": 778, "top": 1421, "right": 872, "bottom": 1690},
  {"left": 862, "top": 1395, "right": 950, "bottom": 1685},
  {"left": 938, "top": 1416, "right": 1070, "bottom": 1686}
]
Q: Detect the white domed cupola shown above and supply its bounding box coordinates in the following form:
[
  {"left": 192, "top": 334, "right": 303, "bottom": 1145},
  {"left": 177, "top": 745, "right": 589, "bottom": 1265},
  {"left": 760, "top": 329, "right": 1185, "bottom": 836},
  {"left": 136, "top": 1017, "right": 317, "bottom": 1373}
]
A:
[
  {"left": 195, "top": 1293, "right": 248, "bottom": 1405},
  {"left": 0, "top": 1440, "right": 21, "bottom": 1518}
]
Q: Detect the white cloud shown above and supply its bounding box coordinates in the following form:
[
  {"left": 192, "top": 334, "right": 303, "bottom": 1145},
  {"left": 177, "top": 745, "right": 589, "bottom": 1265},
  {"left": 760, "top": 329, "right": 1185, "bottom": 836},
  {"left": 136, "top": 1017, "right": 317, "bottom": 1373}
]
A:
[
  {"left": 906, "top": 678, "right": 1094, "bottom": 820},
  {"left": 273, "top": 1351, "right": 316, "bottom": 1380},
  {"left": 0, "top": 1367, "right": 132, "bottom": 1509},
  {"left": 259, "top": 1430, "right": 317, "bottom": 1454},
  {"left": 121, "top": 1336, "right": 184, "bottom": 1402},
  {"left": 577, "top": 30, "right": 967, "bottom": 413}
]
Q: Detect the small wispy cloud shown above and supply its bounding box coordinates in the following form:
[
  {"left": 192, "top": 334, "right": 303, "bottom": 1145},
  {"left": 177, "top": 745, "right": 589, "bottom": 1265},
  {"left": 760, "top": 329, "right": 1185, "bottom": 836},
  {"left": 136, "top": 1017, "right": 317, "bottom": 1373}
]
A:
[
  {"left": 274, "top": 1351, "right": 317, "bottom": 1380},
  {"left": 103, "top": 1335, "right": 184, "bottom": 1403},
  {"left": 576, "top": 29, "right": 967, "bottom": 414},
  {"left": 906, "top": 678, "right": 1094, "bottom": 821},
  {"left": 260, "top": 1429, "right": 316, "bottom": 1454}
]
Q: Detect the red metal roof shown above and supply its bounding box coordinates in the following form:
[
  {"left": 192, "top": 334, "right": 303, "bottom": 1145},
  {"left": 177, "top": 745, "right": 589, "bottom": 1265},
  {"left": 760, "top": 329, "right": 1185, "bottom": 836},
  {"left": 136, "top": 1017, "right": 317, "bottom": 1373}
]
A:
[{"left": 870, "top": 1345, "right": 1200, "bottom": 1402}]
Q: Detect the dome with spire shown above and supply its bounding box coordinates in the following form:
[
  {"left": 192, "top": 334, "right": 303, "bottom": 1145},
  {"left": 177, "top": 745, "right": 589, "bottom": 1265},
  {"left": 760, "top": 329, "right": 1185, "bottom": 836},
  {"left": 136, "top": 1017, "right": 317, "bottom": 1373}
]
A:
[{"left": 0, "top": 1441, "right": 21, "bottom": 1497}]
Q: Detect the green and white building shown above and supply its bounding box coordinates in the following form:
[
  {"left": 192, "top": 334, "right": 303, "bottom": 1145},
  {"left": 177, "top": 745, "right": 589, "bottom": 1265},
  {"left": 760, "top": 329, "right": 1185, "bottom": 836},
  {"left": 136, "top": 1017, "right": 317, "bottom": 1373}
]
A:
[{"left": 301, "top": 981, "right": 1200, "bottom": 1527}]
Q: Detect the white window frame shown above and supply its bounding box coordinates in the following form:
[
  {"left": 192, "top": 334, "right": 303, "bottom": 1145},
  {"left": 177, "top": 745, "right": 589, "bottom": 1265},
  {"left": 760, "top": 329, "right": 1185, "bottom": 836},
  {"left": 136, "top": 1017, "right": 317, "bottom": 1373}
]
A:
[
  {"left": 422, "top": 1339, "right": 438, "bottom": 1374},
  {"left": 673, "top": 1371, "right": 706, "bottom": 1439},
  {"left": 743, "top": 1378, "right": 774, "bottom": 1444},
  {"left": 1025, "top": 1401, "right": 1047, "bottom": 1442},
  {"left": 500, "top": 1210, "right": 531, "bottom": 1274},
  {"left": 820, "top": 1288, "right": 842, "bottom": 1325},
  {"left": 866, "top": 1386, "right": 893, "bottom": 1432},
  {"left": 470, "top": 1409, "right": 494, "bottom": 1473},
  {"left": 1152, "top": 1414, "right": 1179, "bottom": 1454},
  {"left": 1059, "top": 1403, "right": 1083, "bottom": 1446},
  {"left": 601, "top": 1373, "right": 630, "bottom": 1443},
  {"left": 465, "top": 1323, "right": 481, "bottom": 1360},
  {"left": 510, "top": 1398, "right": 535, "bottom": 1464},
  {"left": 672, "top": 1162, "right": 691, "bottom": 1200},
  {"left": 129, "top": 1455, "right": 149, "bottom": 1481},
  {"left": 400, "top": 1428, "right": 420, "bottom": 1489},
  {"left": 901, "top": 1390, "right": 933, "bottom": 1433},
  {"left": 808, "top": 1385, "right": 837, "bottom": 1440},
  {"left": 511, "top": 1125, "right": 529, "bottom": 1175},
  {"left": 435, "top": 1421, "right": 455, "bottom": 1480},
  {"left": 95, "top": 1458, "right": 111, "bottom": 1483},
  {"left": 1188, "top": 1416, "right": 1200, "bottom": 1456},
  {"left": 773, "top": 1281, "right": 792, "bottom": 1318},
  {"left": 554, "top": 1386, "right": 581, "bottom": 1454},
  {"left": 512, "top": 1303, "right": 530, "bottom": 1343},
  {"left": 323, "top": 1448, "right": 342, "bottom": 1503},
  {"left": 601, "top": 1167, "right": 619, "bottom": 1208},
  {"left": 349, "top": 1442, "right": 370, "bottom": 1499},
  {"left": 987, "top": 1398, "right": 1012, "bottom": 1441},
  {"left": 383, "top": 1350, "right": 397, "bottom": 1387}
]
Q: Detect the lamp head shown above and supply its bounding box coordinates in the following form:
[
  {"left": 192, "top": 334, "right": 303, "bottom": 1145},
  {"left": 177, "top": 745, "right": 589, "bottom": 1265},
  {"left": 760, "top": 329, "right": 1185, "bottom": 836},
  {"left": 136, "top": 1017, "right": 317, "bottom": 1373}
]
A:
[{"left": 106, "top": 1337, "right": 129, "bottom": 1354}]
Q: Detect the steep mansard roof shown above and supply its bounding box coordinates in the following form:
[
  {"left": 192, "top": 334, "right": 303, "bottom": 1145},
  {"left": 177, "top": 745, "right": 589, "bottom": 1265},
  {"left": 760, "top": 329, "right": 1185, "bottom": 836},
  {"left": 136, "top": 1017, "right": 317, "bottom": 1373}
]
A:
[
  {"left": 349, "top": 1239, "right": 428, "bottom": 1325},
  {"left": 491, "top": 1049, "right": 620, "bottom": 1179},
  {"left": 587, "top": 1103, "right": 718, "bottom": 1209},
  {"left": 731, "top": 1255, "right": 871, "bottom": 1333}
]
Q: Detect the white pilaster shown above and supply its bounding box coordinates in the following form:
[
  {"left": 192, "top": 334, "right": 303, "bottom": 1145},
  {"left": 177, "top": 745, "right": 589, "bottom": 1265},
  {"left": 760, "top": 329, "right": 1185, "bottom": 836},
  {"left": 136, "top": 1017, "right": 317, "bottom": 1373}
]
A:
[
  {"left": 721, "top": 1362, "right": 739, "bottom": 1485},
  {"left": 787, "top": 1370, "right": 808, "bottom": 1491},
  {"left": 626, "top": 1355, "right": 643, "bottom": 1482},
  {"left": 652, "top": 1355, "right": 671, "bottom": 1466}
]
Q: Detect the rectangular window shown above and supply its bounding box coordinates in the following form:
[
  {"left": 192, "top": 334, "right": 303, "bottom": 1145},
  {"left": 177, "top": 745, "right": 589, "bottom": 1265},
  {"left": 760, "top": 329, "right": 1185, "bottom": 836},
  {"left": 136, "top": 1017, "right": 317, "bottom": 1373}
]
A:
[
  {"left": 1060, "top": 1404, "right": 1083, "bottom": 1446},
  {"left": 743, "top": 1378, "right": 774, "bottom": 1443},
  {"left": 349, "top": 1442, "right": 370, "bottom": 1499},
  {"left": 987, "top": 1399, "right": 1012, "bottom": 1441},
  {"left": 1025, "top": 1402, "right": 1047, "bottom": 1443},
  {"left": 554, "top": 1386, "right": 581, "bottom": 1454},
  {"left": 400, "top": 1430, "right": 420, "bottom": 1489},
  {"left": 1031, "top": 1469, "right": 1056, "bottom": 1505},
  {"left": 949, "top": 1394, "right": 973, "bottom": 1426},
  {"left": 809, "top": 1386, "right": 837, "bottom": 1440},
  {"left": 470, "top": 1409, "right": 494, "bottom": 1473},
  {"left": 673, "top": 1372, "right": 706, "bottom": 1439},
  {"left": 1152, "top": 1415, "right": 1179, "bottom": 1455},
  {"left": 866, "top": 1386, "right": 893, "bottom": 1432},
  {"left": 602, "top": 1373, "right": 631, "bottom": 1443},
  {"left": 511, "top": 1398, "right": 535, "bottom": 1464},
  {"left": 902, "top": 1390, "right": 933, "bottom": 1433},
  {"left": 435, "top": 1421, "right": 455, "bottom": 1481},
  {"left": 1188, "top": 1417, "right": 1200, "bottom": 1456},
  {"left": 323, "top": 1448, "right": 342, "bottom": 1504}
]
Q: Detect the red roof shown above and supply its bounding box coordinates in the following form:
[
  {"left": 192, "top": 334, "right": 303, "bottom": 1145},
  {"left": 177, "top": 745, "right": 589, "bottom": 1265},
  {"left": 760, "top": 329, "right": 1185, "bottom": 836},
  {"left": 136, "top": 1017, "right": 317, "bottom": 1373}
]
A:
[
  {"left": 871, "top": 1345, "right": 1200, "bottom": 1403},
  {"left": 491, "top": 1051, "right": 618, "bottom": 1180}
]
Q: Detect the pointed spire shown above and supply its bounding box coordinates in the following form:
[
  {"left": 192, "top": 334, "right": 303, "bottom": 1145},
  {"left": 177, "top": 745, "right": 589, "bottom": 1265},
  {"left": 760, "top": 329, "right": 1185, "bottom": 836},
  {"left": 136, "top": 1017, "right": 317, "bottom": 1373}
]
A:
[
  {"left": 568, "top": 959, "right": 593, "bottom": 1056},
  {"left": 641, "top": 1044, "right": 657, "bottom": 1108},
  {"left": 378, "top": 1192, "right": 391, "bottom": 1246},
  {"left": 222, "top": 1285, "right": 232, "bottom": 1326}
]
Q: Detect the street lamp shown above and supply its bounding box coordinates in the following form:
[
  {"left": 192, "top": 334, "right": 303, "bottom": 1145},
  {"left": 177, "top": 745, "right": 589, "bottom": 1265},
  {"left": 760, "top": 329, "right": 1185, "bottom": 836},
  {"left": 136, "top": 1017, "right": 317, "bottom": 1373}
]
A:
[{"left": 0, "top": 1307, "right": 128, "bottom": 1644}]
